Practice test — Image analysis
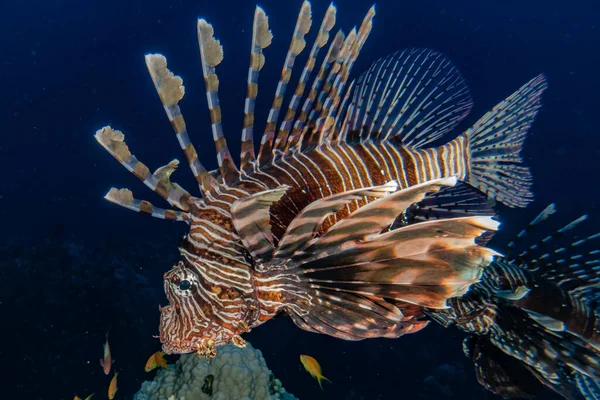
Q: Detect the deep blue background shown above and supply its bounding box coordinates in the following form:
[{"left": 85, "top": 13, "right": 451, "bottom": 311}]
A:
[{"left": 1, "top": 0, "right": 598, "bottom": 399}]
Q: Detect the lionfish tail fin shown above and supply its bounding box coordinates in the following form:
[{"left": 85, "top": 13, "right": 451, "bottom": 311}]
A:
[
  {"left": 268, "top": 178, "right": 499, "bottom": 340},
  {"left": 467, "top": 74, "right": 549, "bottom": 208}
]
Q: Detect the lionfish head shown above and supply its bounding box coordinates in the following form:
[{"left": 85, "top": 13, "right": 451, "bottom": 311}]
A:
[{"left": 158, "top": 209, "right": 256, "bottom": 356}]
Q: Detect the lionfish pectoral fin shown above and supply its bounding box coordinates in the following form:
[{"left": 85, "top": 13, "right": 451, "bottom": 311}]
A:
[
  {"left": 279, "top": 178, "right": 498, "bottom": 340},
  {"left": 286, "top": 293, "right": 427, "bottom": 341},
  {"left": 273, "top": 180, "right": 401, "bottom": 261},
  {"left": 281, "top": 177, "right": 461, "bottom": 265},
  {"left": 467, "top": 74, "right": 548, "bottom": 208},
  {"left": 574, "top": 374, "right": 600, "bottom": 400},
  {"left": 489, "top": 308, "right": 600, "bottom": 382},
  {"left": 231, "top": 185, "right": 291, "bottom": 261},
  {"left": 524, "top": 310, "right": 565, "bottom": 331},
  {"left": 395, "top": 182, "right": 497, "bottom": 245},
  {"left": 401, "top": 182, "right": 495, "bottom": 223},
  {"left": 462, "top": 335, "right": 545, "bottom": 398}
]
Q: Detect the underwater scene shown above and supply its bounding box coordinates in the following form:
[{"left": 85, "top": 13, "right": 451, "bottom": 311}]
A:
[{"left": 2, "top": 0, "right": 599, "bottom": 399}]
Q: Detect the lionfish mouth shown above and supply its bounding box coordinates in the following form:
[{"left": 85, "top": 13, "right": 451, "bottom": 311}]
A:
[
  {"left": 161, "top": 337, "right": 198, "bottom": 354},
  {"left": 158, "top": 304, "right": 195, "bottom": 354},
  {"left": 158, "top": 303, "right": 218, "bottom": 356}
]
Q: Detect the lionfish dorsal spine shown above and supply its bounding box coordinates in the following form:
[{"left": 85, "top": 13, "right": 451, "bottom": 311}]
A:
[
  {"left": 104, "top": 187, "right": 191, "bottom": 222},
  {"left": 272, "top": 3, "right": 337, "bottom": 154},
  {"left": 197, "top": 18, "right": 240, "bottom": 187},
  {"left": 144, "top": 54, "right": 218, "bottom": 196},
  {"left": 285, "top": 30, "right": 345, "bottom": 152},
  {"left": 94, "top": 126, "right": 194, "bottom": 216},
  {"left": 257, "top": 0, "right": 312, "bottom": 167},
  {"left": 305, "top": 28, "right": 357, "bottom": 147},
  {"left": 320, "top": 6, "right": 375, "bottom": 145},
  {"left": 240, "top": 6, "right": 272, "bottom": 175}
]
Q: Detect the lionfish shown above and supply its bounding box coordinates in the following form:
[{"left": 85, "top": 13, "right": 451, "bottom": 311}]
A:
[
  {"left": 426, "top": 203, "right": 600, "bottom": 399},
  {"left": 95, "top": 2, "right": 547, "bottom": 357}
]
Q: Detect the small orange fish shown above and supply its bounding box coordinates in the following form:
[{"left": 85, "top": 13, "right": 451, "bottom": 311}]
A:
[
  {"left": 99, "top": 332, "right": 112, "bottom": 375},
  {"left": 300, "top": 355, "right": 331, "bottom": 390},
  {"left": 73, "top": 393, "right": 94, "bottom": 400},
  {"left": 108, "top": 372, "right": 118, "bottom": 399},
  {"left": 74, "top": 395, "right": 94, "bottom": 400},
  {"left": 144, "top": 351, "right": 169, "bottom": 372}
]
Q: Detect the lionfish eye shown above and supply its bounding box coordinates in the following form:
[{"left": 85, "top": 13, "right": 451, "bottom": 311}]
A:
[{"left": 179, "top": 280, "right": 191, "bottom": 291}]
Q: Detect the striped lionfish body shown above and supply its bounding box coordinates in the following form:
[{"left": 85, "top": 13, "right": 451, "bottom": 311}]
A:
[
  {"left": 96, "top": 2, "right": 547, "bottom": 357},
  {"left": 426, "top": 204, "right": 600, "bottom": 399}
]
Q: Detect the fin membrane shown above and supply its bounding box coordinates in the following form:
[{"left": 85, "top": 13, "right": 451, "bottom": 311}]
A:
[
  {"left": 467, "top": 74, "right": 548, "bottom": 208},
  {"left": 275, "top": 178, "right": 499, "bottom": 339},
  {"left": 340, "top": 49, "right": 473, "bottom": 147},
  {"left": 462, "top": 335, "right": 544, "bottom": 398}
]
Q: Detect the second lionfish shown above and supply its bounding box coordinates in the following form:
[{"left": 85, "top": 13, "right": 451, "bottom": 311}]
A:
[{"left": 95, "top": 2, "right": 547, "bottom": 357}]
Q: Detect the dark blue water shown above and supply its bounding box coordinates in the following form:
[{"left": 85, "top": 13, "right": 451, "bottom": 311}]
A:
[{"left": 1, "top": 0, "right": 597, "bottom": 399}]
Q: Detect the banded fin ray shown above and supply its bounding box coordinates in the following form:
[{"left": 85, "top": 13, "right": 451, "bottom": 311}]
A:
[
  {"left": 271, "top": 177, "right": 497, "bottom": 325},
  {"left": 462, "top": 335, "right": 546, "bottom": 398},
  {"left": 197, "top": 19, "right": 240, "bottom": 186},
  {"left": 506, "top": 204, "right": 600, "bottom": 307},
  {"left": 94, "top": 126, "right": 193, "bottom": 212},
  {"left": 342, "top": 49, "right": 473, "bottom": 147},
  {"left": 145, "top": 54, "right": 219, "bottom": 195},
  {"left": 273, "top": 4, "right": 337, "bottom": 154},
  {"left": 468, "top": 74, "right": 548, "bottom": 207},
  {"left": 401, "top": 182, "right": 495, "bottom": 222},
  {"left": 230, "top": 186, "right": 290, "bottom": 260},
  {"left": 240, "top": 6, "right": 273, "bottom": 174},
  {"left": 285, "top": 30, "right": 345, "bottom": 152},
  {"left": 274, "top": 180, "right": 401, "bottom": 261},
  {"left": 575, "top": 374, "right": 600, "bottom": 400},
  {"left": 506, "top": 203, "right": 557, "bottom": 252},
  {"left": 104, "top": 188, "right": 190, "bottom": 222},
  {"left": 257, "top": 1, "right": 313, "bottom": 167},
  {"left": 488, "top": 305, "right": 600, "bottom": 382},
  {"left": 317, "top": 6, "right": 376, "bottom": 144},
  {"left": 287, "top": 291, "right": 430, "bottom": 340},
  {"left": 295, "top": 177, "right": 460, "bottom": 263},
  {"left": 295, "top": 215, "right": 499, "bottom": 309}
]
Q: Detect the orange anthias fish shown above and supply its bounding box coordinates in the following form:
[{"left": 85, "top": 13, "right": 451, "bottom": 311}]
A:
[
  {"left": 74, "top": 395, "right": 94, "bottom": 400},
  {"left": 300, "top": 355, "right": 331, "bottom": 390},
  {"left": 144, "top": 351, "right": 169, "bottom": 372},
  {"left": 99, "top": 332, "right": 112, "bottom": 375},
  {"left": 108, "top": 372, "right": 118, "bottom": 399}
]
